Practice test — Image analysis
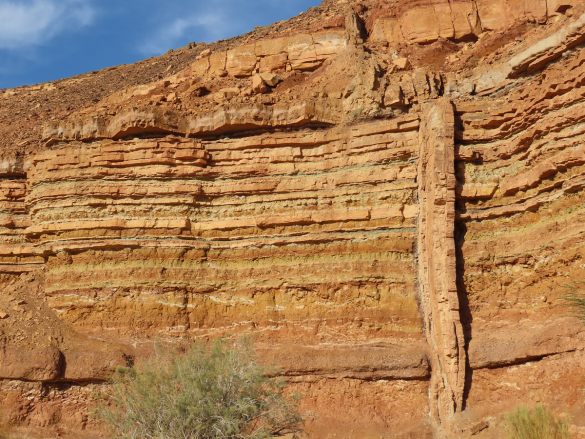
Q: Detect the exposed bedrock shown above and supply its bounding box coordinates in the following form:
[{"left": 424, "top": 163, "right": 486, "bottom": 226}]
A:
[
  {"left": 0, "top": 274, "right": 129, "bottom": 381},
  {"left": 468, "top": 318, "right": 585, "bottom": 369},
  {"left": 2, "top": 0, "right": 585, "bottom": 437},
  {"left": 418, "top": 99, "right": 466, "bottom": 428},
  {"left": 259, "top": 343, "right": 430, "bottom": 380}
]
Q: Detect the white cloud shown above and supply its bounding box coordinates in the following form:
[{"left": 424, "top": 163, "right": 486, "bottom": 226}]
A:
[
  {"left": 137, "top": 0, "right": 319, "bottom": 57},
  {"left": 0, "top": 0, "right": 95, "bottom": 50},
  {"left": 139, "top": 11, "right": 229, "bottom": 56}
]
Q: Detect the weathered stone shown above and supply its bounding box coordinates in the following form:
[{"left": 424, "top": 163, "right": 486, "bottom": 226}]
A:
[
  {"left": 209, "top": 51, "right": 227, "bottom": 73},
  {"left": 191, "top": 57, "right": 209, "bottom": 76},
  {"left": 313, "top": 30, "right": 347, "bottom": 57},
  {"left": 370, "top": 18, "right": 403, "bottom": 45},
  {"left": 470, "top": 421, "right": 488, "bottom": 435},
  {"left": 401, "top": 5, "right": 440, "bottom": 43},
  {"left": 256, "top": 37, "right": 289, "bottom": 57},
  {"left": 384, "top": 84, "right": 404, "bottom": 106},
  {"left": 218, "top": 87, "right": 241, "bottom": 99},
  {"left": 251, "top": 74, "right": 268, "bottom": 94},
  {"left": 258, "top": 72, "right": 281, "bottom": 86},
  {"left": 418, "top": 99, "right": 465, "bottom": 425},
  {"left": 469, "top": 319, "right": 585, "bottom": 369},
  {"left": 226, "top": 44, "right": 257, "bottom": 77},
  {"left": 258, "top": 343, "right": 430, "bottom": 380},
  {"left": 0, "top": 346, "right": 62, "bottom": 381},
  {"left": 393, "top": 58, "right": 411, "bottom": 70},
  {"left": 259, "top": 53, "right": 288, "bottom": 72},
  {"left": 474, "top": 0, "right": 508, "bottom": 31},
  {"left": 287, "top": 34, "right": 319, "bottom": 70}
]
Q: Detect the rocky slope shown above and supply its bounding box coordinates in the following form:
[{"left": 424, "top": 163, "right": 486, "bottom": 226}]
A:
[{"left": 1, "top": 0, "right": 585, "bottom": 438}]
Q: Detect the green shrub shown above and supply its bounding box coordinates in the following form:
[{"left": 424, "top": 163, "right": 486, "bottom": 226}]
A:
[
  {"left": 96, "top": 338, "right": 303, "bottom": 439},
  {"left": 504, "top": 405, "right": 571, "bottom": 439},
  {"left": 559, "top": 279, "right": 585, "bottom": 324}
]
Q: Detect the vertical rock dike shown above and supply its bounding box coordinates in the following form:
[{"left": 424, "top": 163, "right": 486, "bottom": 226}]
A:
[{"left": 418, "top": 99, "right": 466, "bottom": 431}]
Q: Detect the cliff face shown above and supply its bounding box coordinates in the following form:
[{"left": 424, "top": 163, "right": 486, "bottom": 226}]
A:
[{"left": 1, "top": 0, "right": 585, "bottom": 437}]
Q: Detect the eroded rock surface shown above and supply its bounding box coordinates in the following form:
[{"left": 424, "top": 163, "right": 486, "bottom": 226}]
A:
[{"left": 1, "top": 0, "right": 585, "bottom": 437}]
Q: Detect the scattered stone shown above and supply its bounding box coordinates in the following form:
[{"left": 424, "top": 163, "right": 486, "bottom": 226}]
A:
[
  {"left": 258, "top": 72, "right": 281, "bottom": 87},
  {"left": 470, "top": 421, "right": 488, "bottom": 435},
  {"left": 219, "top": 87, "right": 241, "bottom": 99},
  {"left": 252, "top": 74, "right": 268, "bottom": 94},
  {"left": 384, "top": 85, "right": 404, "bottom": 106},
  {"left": 0, "top": 312, "right": 8, "bottom": 319},
  {"left": 190, "top": 86, "right": 210, "bottom": 97},
  {"left": 392, "top": 58, "right": 411, "bottom": 70}
]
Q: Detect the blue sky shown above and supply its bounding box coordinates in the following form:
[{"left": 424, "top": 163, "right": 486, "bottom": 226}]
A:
[{"left": 0, "top": 0, "right": 321, "bottom": 89}]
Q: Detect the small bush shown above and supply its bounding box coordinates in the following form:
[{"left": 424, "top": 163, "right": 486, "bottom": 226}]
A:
[
  {"left": 96, "top": 338, "right": 303, "bottom": 439},
  {"left": 559, "top": 280, "right": 585, "bottom": 324},
  {"left": 504, "top": 405, "right": 571, "bottom": 439}
]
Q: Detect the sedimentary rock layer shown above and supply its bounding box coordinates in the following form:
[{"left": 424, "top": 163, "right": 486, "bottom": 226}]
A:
[{"left": 28, "top": 116, "right": 423, "bottom": 349}]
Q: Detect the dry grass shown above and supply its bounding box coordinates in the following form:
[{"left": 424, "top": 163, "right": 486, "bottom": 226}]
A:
[
  {"left": 504, "top": 405, "right": 572, "bottom": 439},
  {"left": 560, "top": 279, "right": 585, "bottom": 324}
]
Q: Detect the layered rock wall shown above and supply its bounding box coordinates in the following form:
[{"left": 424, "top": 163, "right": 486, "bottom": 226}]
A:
[
  {"left": 30, "top": 116, "right": 423, "bottom": 350},
  {"left": 2, "top": 0, "right": 585, "bottom": 437},
  {"left": 369, "top": 0, "right": 576, "bottom": 46}
]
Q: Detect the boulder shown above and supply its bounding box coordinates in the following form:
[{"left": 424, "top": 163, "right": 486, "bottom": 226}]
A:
[
  {"left": 252, "top": 74, "right": 268, "bottom": 94},
  {"left": 0, "top": 345, "right": 62, "bottom": 381},
  {"left": 384, "top": 84, "right": 405, "bottom": 106},
  {"left": 392, "top": 58, "right": 411, "bottom": 70},
  {"left": 259, "top": 72, "right": 281, "bottom": 87},
  {"left": 226, "top": 44, "right": 257, "bottom": 77}
]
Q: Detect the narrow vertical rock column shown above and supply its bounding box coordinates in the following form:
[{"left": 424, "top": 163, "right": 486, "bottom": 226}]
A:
[{"left": 417, "top": 98, "right": 466, "bottom": 429}]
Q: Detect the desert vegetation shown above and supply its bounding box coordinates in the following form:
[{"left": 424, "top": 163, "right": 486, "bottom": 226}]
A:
[
  {"left": 96, "top": 338, "right": 303, "bottom": 439},
  {"left": 504, "top": 405, "right": 571, "bottom": 439},
  {"left": 560, "top": 279, "right": 585, "bottom": 324}
]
